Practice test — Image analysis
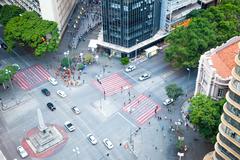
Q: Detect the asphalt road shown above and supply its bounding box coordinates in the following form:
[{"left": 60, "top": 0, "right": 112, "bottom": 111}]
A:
[{"left": 0, "top": 16, "right": 212, "bottom": 160}]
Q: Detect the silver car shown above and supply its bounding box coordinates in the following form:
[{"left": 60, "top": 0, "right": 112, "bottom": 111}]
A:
[
  {"left": 103, "top": 138, "right": 114, "bottom": 150},
  {"left": 125, "top": 65, "right": 136, "bottom": 72},
  {"left": 17, "top": 146, "right": 28, "bottom": 158},
  {"left": 64, "top": 121, "right": 75, "bottom": 132},
  {"left": 87, "top": 134, "right": 98, "bottom": 145},
  {"left": 138, "top": 73, "right": 151, "bottom": 81}
]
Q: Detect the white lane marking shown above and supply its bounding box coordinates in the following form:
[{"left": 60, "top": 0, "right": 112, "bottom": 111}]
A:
[{"left": 116, "top": 112, "right": 137, "bottom": 128}]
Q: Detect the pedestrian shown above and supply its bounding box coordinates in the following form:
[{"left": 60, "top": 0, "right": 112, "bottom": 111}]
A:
[
  {"left": 119, "top": 143, "right": 122, "bottom": 146},
  {"left": 161, "top": 126, "right": 164, "bottom": 131},
  {"left": 148, "top": 121, "right": 151, "bottom": 125},
  {"left": 83, "top": 79, "right": 85, "bottom": 84},
  {"left": 155, "top": 146, "right": 157, "bottom": 150}
]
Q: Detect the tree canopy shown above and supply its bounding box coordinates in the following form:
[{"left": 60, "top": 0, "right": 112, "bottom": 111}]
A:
[
  {"left": 0, "top": 65, "right": 17, "bottom": 84},
  {"left": 165, "top": 1, "right": 240, "bottom": 68},
  {"left": 0, "top": 5, "right": 24, "bottom": 26},
  {"left": 4, "top": 11, "right": 60, "bottom": 56},
  {"left": 165, "top": 84, "right": 183, "bottom": 100},
  {"left": 189, "top": 94, "right": 225, "bottom": 143}
]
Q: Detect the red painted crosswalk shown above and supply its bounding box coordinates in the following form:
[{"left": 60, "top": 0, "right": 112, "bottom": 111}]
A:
[
  {"left": 13, "top": 64, "right": 50, "bottom": 90},
  {"left": 122, "top": 95, "right": 160, "bottom": 125},
  {"left": 93, "top": 73, "right": 132, "bottom": 96}
]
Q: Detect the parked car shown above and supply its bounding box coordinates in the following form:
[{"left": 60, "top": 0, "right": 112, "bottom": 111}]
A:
[
  {"left": 57, "top": 90, "right": 67, "bottom": 98},
  {"left": 125, "top": 65, "right": 136, "bottom": 72},
  {"left": 163, "top": 98, "right": 174, "bottom": 106},
  {"left": 138, "top": 73, "right": 151, "bottom": 81},
  {"left": 41, "top": 88, "right": 50, "bottom": 96},
  {"left": 71, "top": 106, "right": 80, "bottom": 114},
  {"left": 17, "top": 146, "right": 28, "bottom": 158},
  {"left": 87, "top": 134, "right": 98, "bottom": 145},
  {"left": 48, "top": 77, "right": 58, "bottom": 85},
  {"left": 47, "top": 102, "right": 56, "bottom": 111},
  {"left": 103, "top": 138, "right": 114, "bottom": 150},
  {"left": 64, "top": 121, "right": 75, "bottom": 132}
]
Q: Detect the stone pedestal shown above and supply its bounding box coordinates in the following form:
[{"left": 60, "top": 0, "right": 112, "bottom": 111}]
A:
[{"left": 26, "top": 126, "right": 64, "bottom": 153}]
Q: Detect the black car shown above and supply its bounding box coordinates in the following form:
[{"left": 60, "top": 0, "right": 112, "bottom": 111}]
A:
[
  {"left": 47, "top": 102, "right": 56, "bottom": 111},
  {"left": 41, "top": 88, "right": 50, "bottom": 96},
  {"left": 0, "top": 43, "right": 8, "bottom": 50}
]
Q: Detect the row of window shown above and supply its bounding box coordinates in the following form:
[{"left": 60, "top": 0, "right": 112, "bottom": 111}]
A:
[
  {"left": 222, "top": 123, "right": 240, "bottom": 144},
  {"left": 219, "top": 133, "right": 240, "bottom": 155},
  {"left": 216, "top": 143, "right": 238, "bottom": 160},
  {"left": 223, "top": 113, "right": 240, "bottom": 132}
]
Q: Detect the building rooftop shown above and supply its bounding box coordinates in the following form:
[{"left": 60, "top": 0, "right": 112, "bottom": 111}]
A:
[{"left": 210, "top": 39, "right": 240, "bottom": 78}]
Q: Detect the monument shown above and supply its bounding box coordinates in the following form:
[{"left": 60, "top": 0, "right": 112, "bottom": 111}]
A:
[{"left": 25, "top": 108, "right": 64, "bottom": 153}]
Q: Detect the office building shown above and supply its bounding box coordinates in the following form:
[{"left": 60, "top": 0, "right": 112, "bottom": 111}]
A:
[
  {"left": 203, "top": 41, "right": 240, "bottom": 160},
  {"left": 98, "top": 0, "right": 201, "bottom": 58},
  {"left": 195, "top": 36, "right": 240, "bottom": 100},
  {"left": 0, "top": 0, "right": 76, "bottom": 35}
]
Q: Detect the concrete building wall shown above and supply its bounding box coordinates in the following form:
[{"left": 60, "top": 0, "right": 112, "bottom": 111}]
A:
[{"left": 1, "top": 0, "right": 76, "bottom": 35}]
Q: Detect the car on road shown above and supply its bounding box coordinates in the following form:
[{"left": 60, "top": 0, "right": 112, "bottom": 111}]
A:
[
  {"left": 64, "top": 121, "right": 75, "bottom": 132},
  {"left": 48, "top": 77, "right": 58, "bottom": 85},
  {"left": 0, "top": 43, "right": 8, "bottom": 50},
  {"left": 47, "top": 102, "right": 56, "bottom": 111},
  {"left": 17, "top": 146, "right": 28, "bottom": 158},
  {"left": 57, "top": 90, "right": 67, "bottom": 98},
  {"left": 163, "top": 98, "right": 174, "bottom": 106},
  {"left": 103, "top": 138, "right": 114, "bottom": 150},
  {"left": 87, "top": 134, "right": 98, "bottom": 145},
  {"left": 41, "top": 88, "right": 50, "bottom": 96},
  {"left": 71, "top": 106, "right": 81, "bottom": 114},
  {"left": 138, "top": 73, "right": 151, "bottom": 81},
  {"left": 125, "top": 65, "right": 136, "bottom": 72}
]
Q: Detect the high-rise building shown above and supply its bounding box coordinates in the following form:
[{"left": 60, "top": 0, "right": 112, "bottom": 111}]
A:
[
  {"left": 98, "top": 0, "right": 201, "bottom": 58},
  {"left": 102, "top": 0, "right": 161, "bottom": 48},
  {"left": 204, "top": 42, "right": 240, "bottom": 160},
  {"left": 0, "top": 0, "right": 76, "bottom": 35}
]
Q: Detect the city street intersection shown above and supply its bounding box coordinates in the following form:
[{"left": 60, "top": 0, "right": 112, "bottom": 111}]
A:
[{"left": 0, "top": 24, "right": 212, "bottom": 160}]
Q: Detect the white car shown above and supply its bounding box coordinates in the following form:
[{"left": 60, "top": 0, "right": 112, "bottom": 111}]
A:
[
  {"left": 125, "top": 65, "right": 136, "bottom": 72},
  {"left": 87, "top": 134, "right": 98, "bottom": 145},
  {"left": 17, "top": 146, "right": 28, "bottom": 158},
  {"left": 49, "top": 77, "right": 58, "bottom": 85},
  {"left": 64, "top": 121, "right": 75, "bottom": 132},
  {"left": 57, "top": 90, "right": 67, "bottom": 98},
  {"left": 71, "top": 106, "right": 80, "bottom": 114},
  {"left": 163, "top": 98, "right": 174, "bottom": 106},
  {"left": 103, "top": 138, "right": 114, "bottom": 150},
  {"left": 138, "top": 73, "right": 151, "bottom": 81}
]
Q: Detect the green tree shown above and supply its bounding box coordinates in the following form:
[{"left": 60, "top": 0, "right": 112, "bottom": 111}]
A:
[
  {"left": 83, "top": 53, "right": 94, "bottom": 64},
  {"left": 120, "top": 57, "right": 129, "bottom": 65},
  {"left": 165, "top": 1, "right": 240, "bottom": 68},
  {"left": 0, "top": 65, "right": 17, "bottom": 85},
  {"left": 165, "top": 84, "right": 183, "bottom": 100},
  {"left": 0, "top": 5, "right": 24, "bottom": 26},
  {"left": 4, "top": 11, "right": 59, "bottom": 56},
  {"left": 61, "top": 57, "right": 72, "bottom": 68},
  {"left": 189, "top": 94, "right": 225, "bottom": 143},
  {"left": 176, "top": 139, "right": 185, "bottom": 152}
]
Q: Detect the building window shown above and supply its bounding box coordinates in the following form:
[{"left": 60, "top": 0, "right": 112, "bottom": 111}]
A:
[{"left": 217, "top": 89, "right": 224, "bottom": 97}]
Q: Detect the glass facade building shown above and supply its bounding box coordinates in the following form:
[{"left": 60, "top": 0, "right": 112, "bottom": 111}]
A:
[{"left": 102, "top": 0, "right": 161, "bottom": 48}]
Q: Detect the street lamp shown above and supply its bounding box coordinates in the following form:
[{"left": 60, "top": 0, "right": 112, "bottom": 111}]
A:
[
  {"left": 135, "top": 39, "right": 139, "bottom": 59},
  {"left": 72, "top": 147, "right": 80, "bottom": 160},
  {"left": 186, "top": 68, "right": 191, "bottom": 97},
  {"left": 80, "top": 52, "right": 83, "bottom": 62},
  {"left": 5, "top": 69, "right": 13, "bottom": 89},
  {"left": 64, "top": 50, "right": 70, "bottom": 68}
]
